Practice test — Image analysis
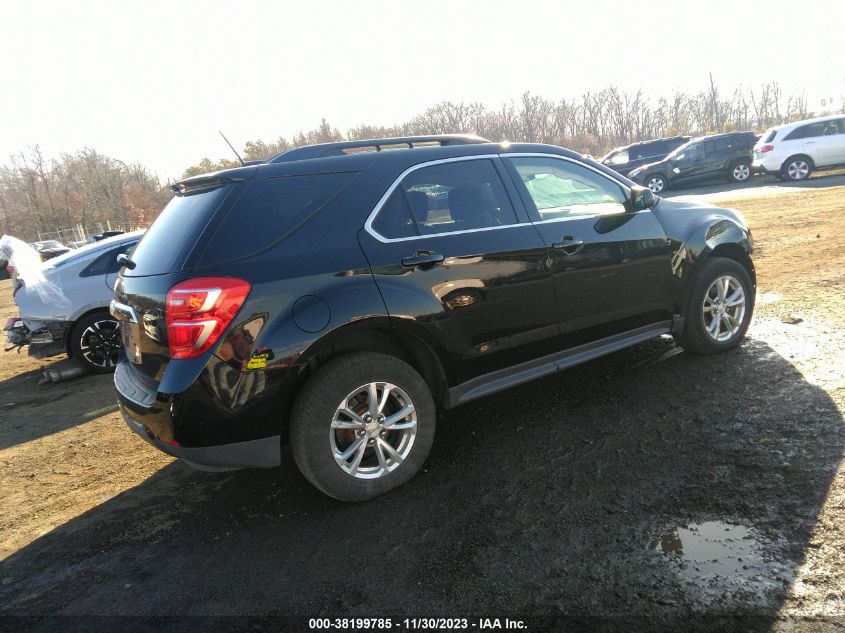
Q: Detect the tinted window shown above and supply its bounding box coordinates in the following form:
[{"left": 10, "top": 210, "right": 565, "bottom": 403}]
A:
[
  {"left": 607, "top": 149, "right": 630, "bottom": 165},
  {"left": 508, "top": 157, "right": 626, "bottom": 221},
  {"left": 785, "top": 123, "right": 825, "bottom": 141},
  {"left": 372, "top": 159, "right": 517, "bottom": 239},
  {"left": 641, "top": 141, "right": 667, "bottom": 158},
  {"left": 81, "top": 242, "right": 137, "bottom": 277},
  {"left": 126, "top": 185, "right": 232, "bottom": 276},
  {"left": 706, "top": 137, "right": 733, "bottom": 153},
  {"left": 197, "top": 172, "right": 357, "bottom": 265},
  {"left": 822, "top": 119, "right": 845, "bottom": 135},
  {"left": 763, "top": 129, "right": 777, "bottom": 143}
]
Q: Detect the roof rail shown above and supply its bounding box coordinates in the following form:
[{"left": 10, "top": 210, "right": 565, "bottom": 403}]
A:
[{"left": 267, "top": 134, "right": 490, "bottom": 163}]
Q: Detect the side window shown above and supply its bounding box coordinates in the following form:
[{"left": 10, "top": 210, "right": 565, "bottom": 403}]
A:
[
  {"left": 785, "top": 123, "right": 825, "bottom": 141},
  {"left": 608, "top": 149, "right": 630, "bottom": 165},
  {"left": 508, "top": 157, "right": 627, "bottom": 221},
  {"left": 643, "top": 141, "right": 666, "bottom": 158},
  {"left": 80, "top": 242, "right": 136, "bottom": 277},
  {"left": 822, "top": 119, "right": 844, "bottom": 136},
  {"left": 372, "top": 159, "right": 518, "bottom": 239},
  {"left": 685, "top": 144, "right": 704, "bottom": 161}
]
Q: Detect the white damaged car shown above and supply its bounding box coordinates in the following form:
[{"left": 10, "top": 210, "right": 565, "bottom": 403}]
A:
[{"left": 4, "top": 231, "right": 143, "bottom": 372}]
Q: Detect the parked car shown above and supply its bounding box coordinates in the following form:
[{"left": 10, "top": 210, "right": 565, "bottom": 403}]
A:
[
  {"left": 600, "top": 136, "right": 691, "bottom": 176},
  {"left": 111, "top": 135, "right": 755, "bottom": 501},
  {"left": 5, "top": 231, "right": 143, "bottom": 371},
  {"left": 627, "top": 131, "right": 760, "bottom": 193},
  {"left": 29, "top": 240, "right": 71, "bottom": 261},
  {"left": 87, "top": 230, "right": 125, "bottom": 243},
  {"left": 752, "top": 115, "right": 845, "bottom": 181}
]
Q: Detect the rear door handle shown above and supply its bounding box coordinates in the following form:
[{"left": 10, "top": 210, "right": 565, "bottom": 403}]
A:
[
  {"left": 552, "top": 236, "right": 585, "bottom": 254},
  {"left": 401, "top": 250, "right": 444, "bottom": 268}
]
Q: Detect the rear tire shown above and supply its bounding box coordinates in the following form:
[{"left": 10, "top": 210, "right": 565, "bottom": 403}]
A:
[
  {"left": 69, "top": 311, "right": 121, "bottom": 373},
  {"left": 675, "top": 257, "right": 754, "bottom": 355},
  {"left": 289, "top": 352, "right": 436, "bottom": 501},
  {"left": 781, "top": 156, "right": 813, "bottom": 181}
]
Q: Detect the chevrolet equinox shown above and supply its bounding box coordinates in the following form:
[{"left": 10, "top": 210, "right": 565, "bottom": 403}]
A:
[{"left": 111, "top": 135, "right": 756, "bottom": 501}]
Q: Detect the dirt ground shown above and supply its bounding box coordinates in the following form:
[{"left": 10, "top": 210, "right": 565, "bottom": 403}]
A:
[{"left": 0, "top": 177, "right": 843, "bottom": 630}]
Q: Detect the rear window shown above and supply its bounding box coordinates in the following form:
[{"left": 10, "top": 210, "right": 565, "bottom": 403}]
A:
[
  {"left": 125, "top": 185, "right": 232, "bottom": 276},
  {"left": 763, "top": 129, "right": 777, "bottom": 143},
  {"left": 196, "top": 172, "right": 357, "bottom": 266}
]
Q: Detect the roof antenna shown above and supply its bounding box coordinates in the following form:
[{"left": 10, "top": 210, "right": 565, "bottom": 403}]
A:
[{"left": 219, "top": 130, "right": 245, "bottom": 166}]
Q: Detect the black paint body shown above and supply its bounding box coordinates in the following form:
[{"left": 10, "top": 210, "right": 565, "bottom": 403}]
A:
[
  {"left": 628, "top": 131, "right": 760, "bottom": 189},
  {"left": 113, "top": 141, "right": 755, "bottom": 468}
]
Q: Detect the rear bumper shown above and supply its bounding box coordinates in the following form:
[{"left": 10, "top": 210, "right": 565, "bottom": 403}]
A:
[
  {"left": 752, "top": 158, "right": 780, "bottom": 174},
  {"left": 122, "top": 411, "right": 280, "bottom": 470},
  {"left": 5, "top": 318, "right": 69, "bottom": 357},
  {"left": 115, "top": 358, "right": 284, "bottom": 470}
]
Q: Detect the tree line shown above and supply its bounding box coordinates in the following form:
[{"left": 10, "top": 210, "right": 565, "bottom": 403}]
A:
[
  {"left": 3, "top": 78, "right": 836, "bottom": 241},
  {"left": 0, "top": 147, "right": 170, "bottom": 241}
]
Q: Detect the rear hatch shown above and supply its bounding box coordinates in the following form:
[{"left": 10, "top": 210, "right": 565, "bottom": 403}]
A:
[{"left": 113, "top": 173, "right": 250, "bottom": 384}]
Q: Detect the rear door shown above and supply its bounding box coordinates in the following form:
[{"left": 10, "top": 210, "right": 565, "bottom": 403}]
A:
[
  {"left": 670, "top": 143, "right": 706, "bottom": 184},
  {"left": 359, "top": 157, "right": 558, "bottom": 385},
  {"left": 502, "top": 154, "right": 675, "bottom": 347},
  {"left": 814, "top": 119, "right": 845, "bottom": 165}
]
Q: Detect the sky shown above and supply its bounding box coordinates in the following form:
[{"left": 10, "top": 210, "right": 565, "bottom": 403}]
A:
[{"left": 1, "top": 0, "right": 842, "bottom": 181}]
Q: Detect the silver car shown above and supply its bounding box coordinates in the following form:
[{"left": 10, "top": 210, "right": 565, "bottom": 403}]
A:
[{"left": 5, "top": 231, "right": 143, "bottom": 372}]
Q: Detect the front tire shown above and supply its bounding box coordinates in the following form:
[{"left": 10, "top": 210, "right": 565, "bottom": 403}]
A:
[
  {"left": 675, "top": 257, "right": 754, "bottom": 355},
  {"left": 289, "top": 352, "right": 436, "bottom": 501},
  {"left": 729, "top": 161, "right": 752, "bottom": 183},
  {"left": 69, "top": 311, "right": 122, "bottom": 373},
  {"left": 645, "top": 173, "right": 667, "bottom": 193}
]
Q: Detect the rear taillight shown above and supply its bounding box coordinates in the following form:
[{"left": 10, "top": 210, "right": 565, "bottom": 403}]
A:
[
  {"left": 759, "top": 145, "right": 774, "bottom": 153},
  {"left": 166, "top": 277, "right": 251, "bottom": 360},
  {"left": 7, "top": 265, "right": 15, "bottom": 276}
]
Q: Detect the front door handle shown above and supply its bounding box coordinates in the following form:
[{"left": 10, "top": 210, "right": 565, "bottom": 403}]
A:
[
  {"left": 401, "top": 250, "right": 445, "bottom": 268},
  {"left": 552, "top": 236, "right": 585, "bottom": 254}
]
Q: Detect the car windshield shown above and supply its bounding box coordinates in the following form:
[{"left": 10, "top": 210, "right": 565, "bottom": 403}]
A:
[{"left": 33, "top": 240, "right": 63, "bottom": 250}]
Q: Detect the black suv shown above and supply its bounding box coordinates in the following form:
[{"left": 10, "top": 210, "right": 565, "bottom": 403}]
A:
[
  {"left": 111, "top": 135, "right": 756, "bottom": 501},
  {"left": 627, "top": 131, "right": 760, "bottom": 193},
  {"left": 600, "top": 136, "right": 691, "bottom": 176}
]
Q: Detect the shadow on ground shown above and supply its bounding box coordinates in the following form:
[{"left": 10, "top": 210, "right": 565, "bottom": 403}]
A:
[
  {"left": 0, "top": 337, "right": 842, "bottom": 631},
  {"left": 0, "top": 358, "right": 115, "bottom": 449}
]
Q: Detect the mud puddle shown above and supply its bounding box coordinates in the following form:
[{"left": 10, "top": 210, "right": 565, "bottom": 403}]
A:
[{"left": 653, "top": 521, "right": 794, "bottom": 600}]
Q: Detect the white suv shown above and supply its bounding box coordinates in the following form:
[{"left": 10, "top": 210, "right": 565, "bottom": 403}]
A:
[{"left": 753, "top": 115, "right": 845, "bottom": 181}]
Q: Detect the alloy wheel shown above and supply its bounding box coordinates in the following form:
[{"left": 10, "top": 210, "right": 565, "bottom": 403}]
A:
[
  {"left": 330, "top": 382, "right": 417, "bottom": 479},
  {"left": 787, "top": 160, "right": 809, "bottom": 180},
  {"left": 702, "top": 275, "right": 746, "bottom": 342},
  {"left": 732, "top": 164, "right": 751, "bottom": 181},
  {"left": 79, "top": 319, "right": 121, "bottom": 368},
  {"left": 646, "top": 175, "right": 665, "bottom": 193}
]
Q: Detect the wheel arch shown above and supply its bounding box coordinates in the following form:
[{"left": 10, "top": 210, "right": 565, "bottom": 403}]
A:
[
  {"left": 781, "top": 153, "right": 815, "bottom": 171},
  {"left": 291, "top": 322, "right": 450, "bottom": 411},
  {"left": 672, "top": 218, "right": 755, "bottom": 315},
  {"left": 64, "top": 305, "right": 116, "bottom": 356}
]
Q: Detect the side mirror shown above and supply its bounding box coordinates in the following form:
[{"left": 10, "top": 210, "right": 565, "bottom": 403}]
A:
[
  {"left": 116, "top": 253, "right": 136, "bottom": 270},
  {"left": 630, "top": 185, "right": 658, "bottom": 210}
]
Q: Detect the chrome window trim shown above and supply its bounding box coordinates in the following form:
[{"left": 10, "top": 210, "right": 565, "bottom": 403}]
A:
[
  {"left": 504, "top": 152, "right": 642, "bottom": 225},
  {"left": 363, "top": 155, "right": 524, "bottom": 244},
  {"left": 363, "top": 152, "right": 640, "bottom": 243}
]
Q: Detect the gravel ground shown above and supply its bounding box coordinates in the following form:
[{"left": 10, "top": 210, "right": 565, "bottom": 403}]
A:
[{"left": 0, "top": 180, "right": 843, "bottom": 632}]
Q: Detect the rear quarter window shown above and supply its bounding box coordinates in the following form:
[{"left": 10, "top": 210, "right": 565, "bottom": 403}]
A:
[
  {"left": 125, "top": 185, "right": 234, "bottom": 276},
  {"left": 196, "top": 172, "right": 358, "bottom": 266}
]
